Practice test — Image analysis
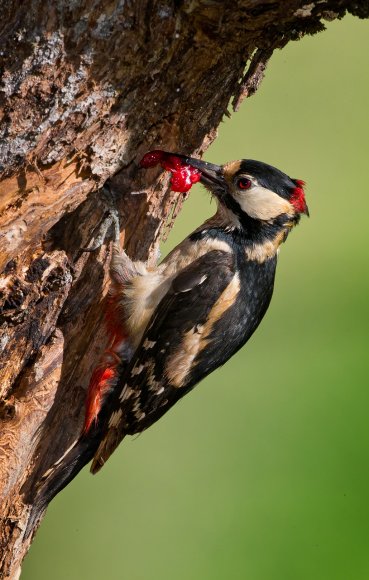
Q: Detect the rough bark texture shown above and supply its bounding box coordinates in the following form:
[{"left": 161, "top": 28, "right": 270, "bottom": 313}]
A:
[{"left": 0, "top": 0, "right": 368, "bottom": 577}]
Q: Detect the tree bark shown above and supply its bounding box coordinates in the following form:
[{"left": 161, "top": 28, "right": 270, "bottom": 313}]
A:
[{"left": 0, "top": 0, "right": 368, "bottom": 577}]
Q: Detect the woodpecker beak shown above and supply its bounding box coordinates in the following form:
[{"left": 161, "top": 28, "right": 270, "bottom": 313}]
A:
[{"left": 172, "top": 154, "right": 226, "bottom": 193}]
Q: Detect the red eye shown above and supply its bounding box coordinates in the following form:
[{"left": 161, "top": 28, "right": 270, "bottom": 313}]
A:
[{"left": 237, "top": 177, "right": 252, "bottom": 190}]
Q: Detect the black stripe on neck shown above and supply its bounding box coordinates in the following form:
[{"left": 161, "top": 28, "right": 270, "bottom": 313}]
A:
[{"left": 221, "top": 192, "right": 298, "bottom": 243}]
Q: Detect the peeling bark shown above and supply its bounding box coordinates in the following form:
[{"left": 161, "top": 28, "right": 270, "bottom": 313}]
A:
[{"left": 1, "top": 0, "right": 368, "bottom": 577}]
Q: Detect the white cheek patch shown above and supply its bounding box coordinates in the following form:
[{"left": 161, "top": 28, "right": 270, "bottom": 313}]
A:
[{"left": 235, "top": 186, "right": 293, "bottom": 220}]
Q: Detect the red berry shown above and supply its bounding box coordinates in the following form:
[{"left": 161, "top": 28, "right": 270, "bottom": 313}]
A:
[
  {"left": 161, "top": 155, "right": 183, "bottom": 172},
  {"left": 190, "top": 170, "right": 201, "bottom": 184},
  {"left": 140, "top": 150, "right": 165, "bottom": 167},
  {"left": 140, "top": 150, "right": 202, "bottom": 193},
  {"left": 170, "top": 169, "right": 188, "bottom": 192}
]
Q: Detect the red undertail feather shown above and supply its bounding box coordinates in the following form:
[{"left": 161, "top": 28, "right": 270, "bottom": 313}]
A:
[
  {"left": 83, "top": 292, "right": 129, "bottom": 433},
  {"left": 84, "top": 366, "right": 116, "bottom": 433}
]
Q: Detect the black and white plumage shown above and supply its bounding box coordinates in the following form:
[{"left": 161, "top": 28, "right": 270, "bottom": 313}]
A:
[
  {"left": 90, "top": 155, "right": 308, "bottom": 472},
  {"left": 31, "top": 154, "right": 308, "bottom": 517}
]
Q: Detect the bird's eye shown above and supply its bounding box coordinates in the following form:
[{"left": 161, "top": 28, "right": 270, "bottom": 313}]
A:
[{"left": 237, "top": 177, "right": 252, "bottom": 190}]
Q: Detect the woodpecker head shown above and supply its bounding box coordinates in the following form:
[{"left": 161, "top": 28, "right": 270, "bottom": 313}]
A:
[
  {"left": 140, "top": 150, "right": 308, "bottom": 256},
  {"left": 177, "top": 155, "right": 309, "bottom": 231}
]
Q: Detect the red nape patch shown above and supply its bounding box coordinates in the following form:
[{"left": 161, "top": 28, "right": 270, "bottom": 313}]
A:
[
  {"left": 140, "top": 150, "right": 201, "bottom": 192},
  {"left": 290, "top": 180, "right": 309, "bottom": 215}
]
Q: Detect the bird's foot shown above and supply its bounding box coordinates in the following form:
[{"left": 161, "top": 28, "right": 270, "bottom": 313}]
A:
[{"left": 82, "top": 185, "right": 120, "bottom": 252}]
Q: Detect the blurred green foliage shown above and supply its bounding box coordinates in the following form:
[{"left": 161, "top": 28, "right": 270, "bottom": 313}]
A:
[{"left": 24, "top": 15, "right": 369, "bottom": 580}]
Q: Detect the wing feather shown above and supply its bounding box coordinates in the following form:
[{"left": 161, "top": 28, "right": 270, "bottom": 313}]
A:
[{"left": 91, "top": 249, "right": 237, "bottom": 473}]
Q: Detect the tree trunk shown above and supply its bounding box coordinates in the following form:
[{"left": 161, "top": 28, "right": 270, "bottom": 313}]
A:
[{"left": 0, "top": 0, "right": 368, "bottom": 577}]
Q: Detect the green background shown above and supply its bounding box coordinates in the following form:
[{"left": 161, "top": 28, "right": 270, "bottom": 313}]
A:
[{"left": 24, "top": 16, "right": 369, "bottom": 580}]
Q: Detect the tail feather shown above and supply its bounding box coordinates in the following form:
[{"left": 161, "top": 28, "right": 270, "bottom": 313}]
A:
[
  {"left": 90, "top": 427, "right": 125, "bottom": 474},
  {"left": 25, "top": 238, "right": 135, "bottom": 536},
  {"left": 25, "top": 432, "right": 100, "bottom": 538}
]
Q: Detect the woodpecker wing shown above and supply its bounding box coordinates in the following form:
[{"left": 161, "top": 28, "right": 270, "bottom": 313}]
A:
[{"left": 91, "top": 248, "right": 241, "bottom": 473}]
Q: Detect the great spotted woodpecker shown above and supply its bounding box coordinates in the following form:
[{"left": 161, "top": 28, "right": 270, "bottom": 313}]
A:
[{"left": 31, "top": 153, "right": 308, "bottom": 516}]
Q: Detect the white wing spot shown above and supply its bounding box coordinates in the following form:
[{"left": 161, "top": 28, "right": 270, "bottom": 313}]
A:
[
  {"left": 143, "top": 339, "right": 156, "bottom": 349},
  {"left": 119, "top": 384, "right": 134, "bottom": 402},
  {"left": 132, "top": 399, "right": 146, "bottom": 420},
  {"left": 108, "top": 408, "right": 122, "bottom": 428},
  {"left": 131, "top": 364, "right": 144, "bottom": 376}
]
